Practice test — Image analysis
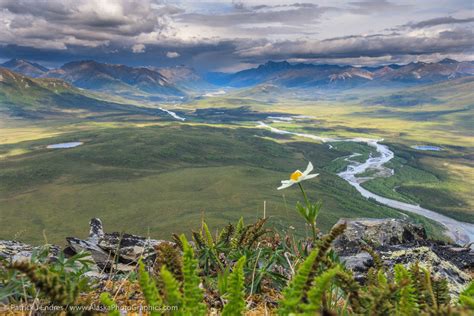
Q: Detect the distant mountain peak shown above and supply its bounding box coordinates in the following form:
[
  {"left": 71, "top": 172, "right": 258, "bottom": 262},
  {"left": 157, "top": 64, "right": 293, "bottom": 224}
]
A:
[
  {"left": 439, "top": 58, "right": 458, "bottom": 65},
  {"left": 45, "top": 59, "right": 185, "bottom": 100},
  {"left": 258, "top": 60, "right": 291, "bottom": 70},
  {"left": 1, "top": 58, "right": 49, "bottom": 77}
]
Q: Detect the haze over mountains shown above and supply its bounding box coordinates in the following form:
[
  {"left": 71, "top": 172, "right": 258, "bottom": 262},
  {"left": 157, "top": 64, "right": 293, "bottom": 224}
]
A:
[
  {"left": 207, "top": 59, "right": 474, "bottom": 88},
  {"left": 2, "top": 58, "right": 474, "bottom": 102}
]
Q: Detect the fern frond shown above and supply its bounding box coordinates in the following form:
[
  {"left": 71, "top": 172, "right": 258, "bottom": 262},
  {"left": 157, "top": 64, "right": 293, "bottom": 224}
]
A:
[
  {"left": 138, "top": 259, "right": 162, "bottom": 316},
  {"left": 99, "top": 292, "right": 121, "bottom": 316},
  {"left": 336, "top": 270, "right": 364, "bottom": 314},
  {"left": 394, "top": 264, "right": 419, "bottom": 315},
  {"left": 218, "top": 223, "right": 234, "bottom": 245},
  {"left": 377, "top": 269, "right": 388, "bottom": 287},
  {"left": 237, "top": 225, "right": 251, "bottom": 247},
  {"left": 154, "top": 242, "right": 183, "bottom": 283},
  {"left": 432, "top": 277, "right": 450, "bottom": 307},
  {"left": 180, "top": 234, "right": 207, "bottom": 315},
  {"left": 304, "top": 222, "right": 347, "bottom": 293},
  {"left": 236, "top": 217, "right": 244, "bottom": 233},
  {"left": 302, "top": 266, "right": 340, "bottom": 313},
  {"left": 361, "top": 245, "right": 385, "bottom": 286},
  {"left": 361, "top": 245, "right": 383, "bottom": 271},
  {"left": 160, "top": 266, "right": 183, "bottom": 309},
  {"left": 10, "top": 261, "right": 77, "bottom": 306},
  {"left": 278, "top": 248, "right": 319, "bottom": 315},
  {"left": 192, "top": 231, "right": 206, "bottom": 250},
  {"left": 217, "top": 266, "right": 231, "bottom": 296},
  {"left": 409, "top": 262, "right": 427, "bottom": 310},
  {"left": 171, "top": 233, "right": 183, "bottom": 250},
  {"left": 423, "top": 267, "right": 437, "bottom": 311},
  {"left": 459, "top": 281, "right": 474, "bottom": 309},
  {"left": 242, "top": 218, "right": 268, "bottom": 247},
  {"left": 202, "top": 222, "right": 215, "bottom": 247},
  {"left": 231, "top": 217, "right": 245, "bottom": 249},
  {"left": 222, "top": 256, "right": 246, "bottom": 316}
]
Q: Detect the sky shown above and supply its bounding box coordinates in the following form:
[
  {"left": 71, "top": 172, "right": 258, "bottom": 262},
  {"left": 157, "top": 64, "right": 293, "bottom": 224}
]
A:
[{"left": 0, "top": 0, "right": 473, "bottom": 72}]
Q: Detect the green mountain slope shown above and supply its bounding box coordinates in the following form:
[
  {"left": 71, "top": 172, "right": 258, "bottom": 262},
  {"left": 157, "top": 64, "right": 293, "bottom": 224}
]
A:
[{"left": 0, "top": 67, "right": 167, "bottom": 119}]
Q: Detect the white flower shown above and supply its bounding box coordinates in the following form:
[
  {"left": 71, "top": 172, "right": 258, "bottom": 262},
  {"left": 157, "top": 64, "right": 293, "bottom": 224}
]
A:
[{"left": 277, "top": 162, "right": 319, "bottom": 190}]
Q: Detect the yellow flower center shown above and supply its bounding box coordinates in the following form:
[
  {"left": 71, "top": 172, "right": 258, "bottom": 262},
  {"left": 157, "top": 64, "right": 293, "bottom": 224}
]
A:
[{"left": 290, "top": 170, "right": 303, "bottom": 181}]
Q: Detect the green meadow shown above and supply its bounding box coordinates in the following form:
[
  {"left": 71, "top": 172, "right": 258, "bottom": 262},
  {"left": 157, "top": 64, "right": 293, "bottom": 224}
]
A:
[
  {"left": 1, "top": 123, "right": 411, "bottom": 244},
  {"left": 1, "top": 78, "right": 472, "bottom": 244}
]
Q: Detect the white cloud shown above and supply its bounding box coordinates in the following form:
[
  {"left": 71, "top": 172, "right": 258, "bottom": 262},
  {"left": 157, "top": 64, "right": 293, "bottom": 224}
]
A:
[
  {"left": 0, "top": 0, "right": 473, "bottom": 69},
  {"left": 132, "top": 43, "right": 145, "bottom": 53},
  {"left": 166, "top": 51, "right": 180, "bottom": 58},
  {"left": 0, "top": 0, "right": 179, "bottom": 49}
]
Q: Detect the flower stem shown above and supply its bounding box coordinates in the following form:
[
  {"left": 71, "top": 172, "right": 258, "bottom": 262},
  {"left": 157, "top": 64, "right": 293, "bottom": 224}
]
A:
[
  {"left": 298, "top": 183, "right": 311, "bottom": 209},
  {"left": 309, "top": 223, "right": 316, "bottom": 241},
  {"left": 298, "top": 183, "right": 317, "bottom": 241}
]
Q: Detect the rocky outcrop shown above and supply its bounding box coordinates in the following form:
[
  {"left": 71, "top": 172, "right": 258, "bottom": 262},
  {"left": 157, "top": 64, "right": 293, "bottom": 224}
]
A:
[
  {"left": 334, "top": 218, "right": 473, "bottom": 296},
  {"left": 384, "top": 246, "right": 470, "bottom": 295},
  {"left": 0, "top": 217, "right": 472, "bottom": 295},
  {"left": 333, "top": 218, "right": 427, "bottom": 250},
  {"left": 63, "top": 218, "right": 172, "bottom": 273},
  {"left": 0, "top": 240, "right": 60, "bottom": 263},
  {"left": 0, "top": 218, "right": 172, "bottom": 275}
]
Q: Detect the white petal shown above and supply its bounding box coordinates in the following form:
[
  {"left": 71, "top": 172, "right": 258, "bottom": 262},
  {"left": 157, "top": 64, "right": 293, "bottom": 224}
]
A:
[
  {"left": 302, "top": 162, "right": 314, "bottom": 176},
  {"left": 302, "top": 173, "right": 319, "bottom": 180},
  {"left": 277, "top": 181, "right": 295, "bottom": 190}
]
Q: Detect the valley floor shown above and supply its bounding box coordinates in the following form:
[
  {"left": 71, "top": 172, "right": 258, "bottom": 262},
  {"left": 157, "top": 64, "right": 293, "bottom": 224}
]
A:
[{"left": 0, "top": 82, "right": 473, "bottom": 245}]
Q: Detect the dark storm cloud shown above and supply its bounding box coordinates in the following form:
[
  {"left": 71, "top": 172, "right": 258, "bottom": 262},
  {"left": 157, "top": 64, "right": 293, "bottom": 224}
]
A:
[
  {"left": 405, "top": 16, "right": 474, "bottom": 29},
  {"left": 0, "top": 39, "right": 245, "bottom": 72}
]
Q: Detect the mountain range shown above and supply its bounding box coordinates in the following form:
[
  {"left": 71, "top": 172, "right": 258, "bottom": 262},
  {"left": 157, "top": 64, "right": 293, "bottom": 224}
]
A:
[
  {"left": 0, "top": 59, "right": 205, "bottom": 101},
  {"left": 206, "top": 59, "right": 474, "bottom": 88},
  {"left": 2, "top": 58, "right": 474, "bottom": 101}
]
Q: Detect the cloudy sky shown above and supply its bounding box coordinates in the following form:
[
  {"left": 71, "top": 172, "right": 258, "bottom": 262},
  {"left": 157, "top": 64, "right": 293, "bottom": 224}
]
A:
[{"left": 0, "top": 0, "right": 473, "bottom": 72}]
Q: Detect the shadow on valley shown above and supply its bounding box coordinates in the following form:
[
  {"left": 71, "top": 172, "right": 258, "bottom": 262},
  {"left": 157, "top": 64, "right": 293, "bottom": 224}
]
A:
[{"left": 188, "top": 106, "right": 290, "bottom": 123}]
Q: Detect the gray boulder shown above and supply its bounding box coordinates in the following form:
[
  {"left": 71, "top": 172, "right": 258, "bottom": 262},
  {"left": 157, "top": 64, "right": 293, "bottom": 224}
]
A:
[
  {"left": 64, "top": 218, "right": 171, "bottom": 273},
  {"left": 333, "top": 218, "right": 473, "bottom": 297},
  {"left": 0, "top": 240, "right": 60, "bottom": 263},
  {"left": 333, "top": 218, "right": 426, "bottom": 252}
]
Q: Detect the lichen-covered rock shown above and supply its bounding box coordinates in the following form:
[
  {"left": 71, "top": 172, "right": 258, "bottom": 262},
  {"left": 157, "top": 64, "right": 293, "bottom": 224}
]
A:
[
  {"left": 333, "top": 218, "right": 426, "bottom": 252},
  {"left": 382, "top": 246, "right": 471, "bottom": 295},
  {"left": 0, "top": 240, "right": 59, "bottom": 263},
  {"left": 340, "top": 252, "right": 373, "bottom": 282},
  {"left": 97, "top": 232, "right": 164, "bottom": 262},
  {"left": 65, "top": 237, "right": 112, "bottom": 268},
  {"left": 0, "top": 240, "right": 33, "bottom": 261},
  {"left": 333, "top": 218, "right": 473, "bottom": 298},
  {"left": 64, "top": 218, "right": 171, "bottom": 273}
]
